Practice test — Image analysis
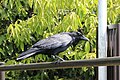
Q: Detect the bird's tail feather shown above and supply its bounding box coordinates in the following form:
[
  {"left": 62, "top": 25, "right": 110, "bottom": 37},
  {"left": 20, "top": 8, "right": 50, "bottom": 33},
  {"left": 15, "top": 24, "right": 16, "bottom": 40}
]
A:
[
  {"left": 16, "top": 48, "right": 41, "bottom": 61},
  {"left": 16, "top": 52, "right": 36, "bottom": 61}
]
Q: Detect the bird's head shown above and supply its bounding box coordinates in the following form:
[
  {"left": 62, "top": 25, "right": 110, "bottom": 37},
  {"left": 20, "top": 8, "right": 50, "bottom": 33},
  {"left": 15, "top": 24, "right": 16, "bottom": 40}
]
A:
[
  {"left": 76, "top": 32, "right": 89, "bottom": 41},
  {"left": 69, "top": 31, "right": 89, "bottom": 50},
  {"left": 70, "top": 31, "right": 89, "bottom": 41}
]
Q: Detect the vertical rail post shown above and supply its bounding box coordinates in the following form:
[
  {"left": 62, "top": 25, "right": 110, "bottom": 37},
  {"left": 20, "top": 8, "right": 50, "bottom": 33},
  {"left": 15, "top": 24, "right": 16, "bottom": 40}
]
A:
[
  {"left": 117, "top": 24, "right": 120, "bottom": 80},
  {"left": 0, "top": 62, "right": 5, "bottom": 80},
  {"left": 98, "top": 0, "right": 107, "bottom": 80}
]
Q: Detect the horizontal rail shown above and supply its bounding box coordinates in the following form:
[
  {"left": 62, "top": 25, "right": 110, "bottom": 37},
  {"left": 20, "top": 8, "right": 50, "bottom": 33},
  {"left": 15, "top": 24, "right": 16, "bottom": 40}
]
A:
[
  {"left": 107, "top": 23, "right": 120, "bottom": 29},
  {"left": 1, "top": 56, "right": 120, "bottom": 71}
]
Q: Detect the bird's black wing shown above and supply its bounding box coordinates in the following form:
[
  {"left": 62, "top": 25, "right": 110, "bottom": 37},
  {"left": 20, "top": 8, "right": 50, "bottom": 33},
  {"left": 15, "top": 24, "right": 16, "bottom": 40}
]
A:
[{"left": 33, "top": 33, "right": 73, "bottom": 49}]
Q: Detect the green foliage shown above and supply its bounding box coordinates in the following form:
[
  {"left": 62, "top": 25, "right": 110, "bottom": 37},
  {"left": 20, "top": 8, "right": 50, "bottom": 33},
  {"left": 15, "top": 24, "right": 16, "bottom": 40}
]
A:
[
  {"left": 107, "top": 0, "right": 120, "bottom": 24},
  {"left": 0, "top": 0, "right": 120, "bottom": 80}
]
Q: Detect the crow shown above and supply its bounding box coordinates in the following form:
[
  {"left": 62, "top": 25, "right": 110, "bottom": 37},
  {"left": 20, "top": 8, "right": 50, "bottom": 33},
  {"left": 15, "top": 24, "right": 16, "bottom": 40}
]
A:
[{"left": 16, "top": 31, "right": 89, "bottom": 61}]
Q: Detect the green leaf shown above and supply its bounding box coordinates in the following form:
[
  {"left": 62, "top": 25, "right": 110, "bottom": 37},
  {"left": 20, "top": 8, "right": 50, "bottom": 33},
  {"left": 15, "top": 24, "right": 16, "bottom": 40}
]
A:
[
  {"left": 6, "top": 60, "right": 16, "bottom": 65},
  {"left": 85, "top": 42, "right": 90, "bottom": 53},
  {"left": 0, "top": 35, "right": 5, "bottom": 45},
  {"left": 9, "top": 0, "right": 14, "bottom": 9},
  {"left": 28, "top": 0, "right": 33, "bottom": 8},
  {"left": 20, "top": 42, "right": 24, "bottom": 51},
  {"left": 0, "top": 48, "right": 4, "bottom": 55}
]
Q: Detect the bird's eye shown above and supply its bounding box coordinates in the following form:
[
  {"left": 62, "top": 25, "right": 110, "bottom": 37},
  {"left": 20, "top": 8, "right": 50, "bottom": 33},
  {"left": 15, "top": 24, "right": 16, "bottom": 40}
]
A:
[{"left": 77, "top": 32, "right": 82, "bottom": 36}]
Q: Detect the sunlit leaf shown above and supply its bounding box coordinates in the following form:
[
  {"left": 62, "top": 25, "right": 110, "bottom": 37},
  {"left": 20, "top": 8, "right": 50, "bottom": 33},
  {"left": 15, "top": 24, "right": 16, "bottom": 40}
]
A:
[{"left": 85, "top": 42, "right": 90, "bottom": 53}]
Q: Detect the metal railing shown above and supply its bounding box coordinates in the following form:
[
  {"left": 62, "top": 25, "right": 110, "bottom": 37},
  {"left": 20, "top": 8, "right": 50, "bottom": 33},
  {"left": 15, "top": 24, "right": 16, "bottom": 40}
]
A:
[
  {"left": 107, "top": 24, "right": 120, "bottom": 80},
  {"left": 0, "top": 62, "right": 5, "bottom": 80},
  {"left": 1, "top": 57, "right": 120, "bottom": 80}
]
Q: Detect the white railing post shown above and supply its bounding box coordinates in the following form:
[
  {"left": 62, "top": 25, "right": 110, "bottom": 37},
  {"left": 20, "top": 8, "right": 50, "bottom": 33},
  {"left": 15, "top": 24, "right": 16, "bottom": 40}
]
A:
[{"left": 98, "top": 0, "right": 107, "bottom": 80}]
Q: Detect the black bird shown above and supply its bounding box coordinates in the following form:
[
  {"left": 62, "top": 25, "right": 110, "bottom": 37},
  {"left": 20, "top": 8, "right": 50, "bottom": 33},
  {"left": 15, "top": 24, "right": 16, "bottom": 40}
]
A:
[{"left": 16, "top": 31, "right": 89, "bottom": 61}]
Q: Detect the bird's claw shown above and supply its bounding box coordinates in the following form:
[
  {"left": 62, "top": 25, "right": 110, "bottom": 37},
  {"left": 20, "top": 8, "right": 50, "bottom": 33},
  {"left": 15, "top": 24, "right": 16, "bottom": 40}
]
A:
[{"left": 53, "top": 59, "right": 65, "bottom": 64}]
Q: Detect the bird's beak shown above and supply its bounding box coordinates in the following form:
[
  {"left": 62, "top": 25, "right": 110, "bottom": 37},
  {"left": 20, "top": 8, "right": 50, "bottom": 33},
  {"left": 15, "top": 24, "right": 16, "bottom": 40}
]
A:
[{"left": 81, "top": 35, "right": 89, "bottom": 41}]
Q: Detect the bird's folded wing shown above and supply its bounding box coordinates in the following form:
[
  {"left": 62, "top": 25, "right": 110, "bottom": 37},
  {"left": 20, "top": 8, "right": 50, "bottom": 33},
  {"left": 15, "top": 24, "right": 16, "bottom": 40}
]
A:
[
  {"left": 32, "top": 33, "right": 72, "bottom": 49},
  {"left": 32, "top": 38, "right": 63, "bottom": 49}
]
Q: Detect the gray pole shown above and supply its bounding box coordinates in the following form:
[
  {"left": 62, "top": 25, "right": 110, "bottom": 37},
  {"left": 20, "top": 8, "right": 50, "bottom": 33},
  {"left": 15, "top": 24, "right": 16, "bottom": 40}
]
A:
[
  {"left": 0, "top": 62, "right": 5, "bottom": 80},
  {"left": 98, "top": 0, "right": 107, "bottom": 80}
]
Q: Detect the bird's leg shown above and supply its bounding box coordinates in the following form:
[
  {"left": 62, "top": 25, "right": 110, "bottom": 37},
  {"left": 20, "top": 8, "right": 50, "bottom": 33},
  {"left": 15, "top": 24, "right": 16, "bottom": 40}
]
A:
[
  {"left": 52, "top": 55, "right": 65, "bottom": 64},
  {"left": 71, "top": 45, "right": 75, "bottom": 51},
  {"left": 54, "top": 55, "right": 65, "bottom": 61},
  {"left": 51, "top": 55, "right": 65, "bottom": 64},
  {"left": 51, "top": 55, "right": 65, "bottom": 61}
]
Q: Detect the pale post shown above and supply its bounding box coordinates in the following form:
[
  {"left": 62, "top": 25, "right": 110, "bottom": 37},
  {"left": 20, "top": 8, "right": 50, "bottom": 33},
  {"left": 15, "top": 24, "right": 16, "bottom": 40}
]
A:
[{"left": 98, "top": 0, "right": 107, "bottom": 80}]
